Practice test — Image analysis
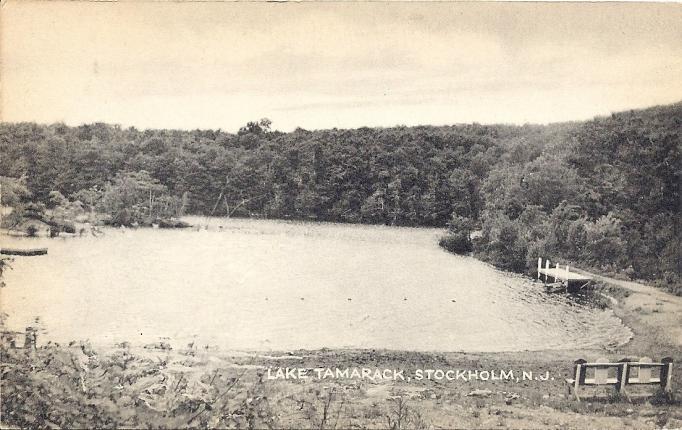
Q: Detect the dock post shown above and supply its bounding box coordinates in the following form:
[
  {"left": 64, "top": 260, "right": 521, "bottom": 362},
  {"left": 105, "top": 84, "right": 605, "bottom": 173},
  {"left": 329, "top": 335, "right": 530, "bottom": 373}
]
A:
[
  {"left": 566, "top": 265, "right": 570, "bottom": 279},
  {"left": 537, "top": 258, "right": 542, "bottom": 280},
  {"left": 544, "top": 260, "right": 550, "bottom": 282},
  {"left": 24, "top": 327, "right": 37, "bottom": 350}
]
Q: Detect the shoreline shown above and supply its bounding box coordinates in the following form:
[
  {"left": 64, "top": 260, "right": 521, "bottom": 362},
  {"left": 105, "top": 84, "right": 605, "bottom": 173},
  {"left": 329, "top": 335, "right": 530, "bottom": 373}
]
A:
[
  {"left": 2, "top": 229, "right": 681, "bottom": 428},
  {"left": 2, "top": 223, "right": 678, "bottom": 357},
  {"left": 2, "top": 300, "right": 680, "bottom": 428},
  {"left": 2, "top": 223, "right": 678, "bottom": 354},
  {"left": 81, "top": 268, "right": 681, "bottom": 370}
]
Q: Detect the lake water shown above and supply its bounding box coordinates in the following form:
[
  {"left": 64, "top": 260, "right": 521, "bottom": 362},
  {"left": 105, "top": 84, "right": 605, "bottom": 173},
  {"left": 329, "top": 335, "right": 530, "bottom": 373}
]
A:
[{"left": 1, "top": 218, "right": 632, "bottom": 352}]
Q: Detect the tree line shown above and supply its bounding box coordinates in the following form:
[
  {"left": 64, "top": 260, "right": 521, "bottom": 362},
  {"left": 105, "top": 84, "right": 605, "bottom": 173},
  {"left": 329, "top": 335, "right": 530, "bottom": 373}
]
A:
[{"left": 0, "top": 103, "right": 679, "bottom": 293}]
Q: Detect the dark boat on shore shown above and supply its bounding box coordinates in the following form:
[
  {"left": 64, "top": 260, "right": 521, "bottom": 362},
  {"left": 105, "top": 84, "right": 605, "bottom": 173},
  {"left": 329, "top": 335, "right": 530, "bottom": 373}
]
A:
[
  {"left": 0, "top": 248, "right": 48, "bottom": 256},
  {"left": 544, "top": 281, "right": 566, "bottom": 293}
]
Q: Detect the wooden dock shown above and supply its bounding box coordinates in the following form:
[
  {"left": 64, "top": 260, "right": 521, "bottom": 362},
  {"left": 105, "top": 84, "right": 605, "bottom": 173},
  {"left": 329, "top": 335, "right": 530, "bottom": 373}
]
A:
[
  {"left": 538, "top": 268, "right": 591, "bottom": 282},
  {"left": 0, "top": 247, "right": 48, "bottom": 256},
  {"left": 538, "top": 257, "right": 592, "bottom": 291}
]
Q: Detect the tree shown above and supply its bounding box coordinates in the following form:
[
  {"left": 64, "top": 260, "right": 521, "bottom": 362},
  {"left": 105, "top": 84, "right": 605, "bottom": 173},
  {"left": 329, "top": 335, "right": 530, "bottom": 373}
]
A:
[
  {"left": 0, "top": 176, "right": 31, "bottom": 207},
  {"left": 99, "top": 171, "right": 177, "bottom": 226},
  {"left": 238, "top": 118, "right": 272, "bottom": 136},
  {"left": 584, "top": 213, "right": 627, "bottom": 268}
]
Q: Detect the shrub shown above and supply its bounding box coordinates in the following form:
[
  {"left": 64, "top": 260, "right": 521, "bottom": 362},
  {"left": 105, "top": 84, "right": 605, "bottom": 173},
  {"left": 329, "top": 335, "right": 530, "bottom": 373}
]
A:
[
  {"left": 439, "top": 233, "right": 471, "bottom": 254},
  {"left": 658, "top": 271, "right": 682, "bottom": 296},
  {"left": 49, "top": 226, "right": 60, "bottom": 237},
  {"left": 477, "top": 213, "right": 528, "bottom": 272},
  {"left": 25, "top": 225, "right": 38, "bottom": 237},
  {"left": 23, "top": 203, "right": 46, "bottom": 220},
  {"left": 439, "top": 214, "right": 473, "bottom": 254}
]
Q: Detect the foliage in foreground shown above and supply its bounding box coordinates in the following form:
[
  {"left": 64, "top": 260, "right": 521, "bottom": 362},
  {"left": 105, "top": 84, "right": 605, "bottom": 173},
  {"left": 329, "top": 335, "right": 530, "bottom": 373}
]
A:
[
  {"left": 0, "top": 344, "right": 439, "bottom": 429},
  {"left": 0, "top": 344, "right": 277, "bottom": 429}
]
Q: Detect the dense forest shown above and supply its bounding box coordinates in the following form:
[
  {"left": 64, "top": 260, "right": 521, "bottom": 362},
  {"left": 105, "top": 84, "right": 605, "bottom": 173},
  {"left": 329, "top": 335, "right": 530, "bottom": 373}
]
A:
[{"left": 1, "top": 103, "right": 680, "bottom": 293}]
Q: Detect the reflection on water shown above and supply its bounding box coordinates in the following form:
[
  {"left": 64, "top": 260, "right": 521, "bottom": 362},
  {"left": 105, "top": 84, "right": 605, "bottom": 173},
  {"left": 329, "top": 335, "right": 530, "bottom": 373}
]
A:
[{"left": 1, "top": 218, "right": 632, "bottom": 352}]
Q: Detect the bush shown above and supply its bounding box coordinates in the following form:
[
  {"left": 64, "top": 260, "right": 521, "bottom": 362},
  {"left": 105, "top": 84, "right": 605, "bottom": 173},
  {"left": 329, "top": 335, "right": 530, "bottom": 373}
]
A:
[
  {"left": 440, "top": 214, "right": 473, "bottom": 254},
  {"left": 157, "top": 219, "right": 191, "bottom": 229},
  {"left": 25, "top": 225, "right": 38, "bottom": 237},
  {"left": 584, "top": 213, "right": 627, "bottom": 267},
  {"left": 476, "top": 213, "right": 528, "bottom": 272},
  {"left": 23, "top": 203, "right": 46, "bottom": 220},
  {"left": 525, "top": 238, "right": 552, "bottom": 277},
  {"left": 439, "top": 233, "right": 472, "bottom": 254},
  {"left": 657, "top": 271, "right": 682, "bottom": 296}
]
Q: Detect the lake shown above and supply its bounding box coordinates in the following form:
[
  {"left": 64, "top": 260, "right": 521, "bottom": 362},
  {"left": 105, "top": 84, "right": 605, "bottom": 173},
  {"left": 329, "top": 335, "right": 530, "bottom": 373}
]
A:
[{"left": 1, "top": 218, "right": 632, "bottom": 352}]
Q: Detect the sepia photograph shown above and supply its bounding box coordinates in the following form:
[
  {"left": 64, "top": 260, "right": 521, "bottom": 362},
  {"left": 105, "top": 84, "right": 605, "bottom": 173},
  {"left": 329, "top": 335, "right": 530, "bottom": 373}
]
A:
[{"left": 0, "top": 1, "right": 681, "bottom": 428}]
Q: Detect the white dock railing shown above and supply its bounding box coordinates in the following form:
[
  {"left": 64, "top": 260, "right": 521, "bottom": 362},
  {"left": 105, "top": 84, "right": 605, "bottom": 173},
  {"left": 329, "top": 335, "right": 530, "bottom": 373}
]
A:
[{"left": 537, "top": 257, "right": 591, "bottom": 282}]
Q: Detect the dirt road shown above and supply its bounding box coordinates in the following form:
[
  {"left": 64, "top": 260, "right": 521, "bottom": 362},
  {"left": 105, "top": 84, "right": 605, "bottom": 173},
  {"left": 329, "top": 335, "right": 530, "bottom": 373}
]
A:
[{"left": 574, "top": 267, "right": 682, "bottom": 350}]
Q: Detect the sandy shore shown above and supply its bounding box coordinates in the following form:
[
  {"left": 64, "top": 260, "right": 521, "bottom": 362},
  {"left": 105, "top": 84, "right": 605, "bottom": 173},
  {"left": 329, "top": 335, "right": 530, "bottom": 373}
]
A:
[{"left": 576, "top": 268, "right": 682, "bottom": 353}]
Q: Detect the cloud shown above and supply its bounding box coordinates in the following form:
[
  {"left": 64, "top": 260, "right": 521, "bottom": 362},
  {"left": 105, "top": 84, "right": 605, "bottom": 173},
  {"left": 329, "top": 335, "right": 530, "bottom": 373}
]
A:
[{"left": 2, "top": 2, "right": 681, "bottom": 131}]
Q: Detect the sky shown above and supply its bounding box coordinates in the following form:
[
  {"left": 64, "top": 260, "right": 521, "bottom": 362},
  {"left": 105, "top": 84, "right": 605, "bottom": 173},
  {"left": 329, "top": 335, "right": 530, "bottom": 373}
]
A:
[{"left": 2, "top": 2, "right": 682, "bottom": 132}]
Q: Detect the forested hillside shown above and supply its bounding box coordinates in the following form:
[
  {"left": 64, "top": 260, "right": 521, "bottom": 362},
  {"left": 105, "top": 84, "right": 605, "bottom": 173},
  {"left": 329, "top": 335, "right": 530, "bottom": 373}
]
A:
[{"left": 1, "top": 103, "right": 679, "bottom": 293}]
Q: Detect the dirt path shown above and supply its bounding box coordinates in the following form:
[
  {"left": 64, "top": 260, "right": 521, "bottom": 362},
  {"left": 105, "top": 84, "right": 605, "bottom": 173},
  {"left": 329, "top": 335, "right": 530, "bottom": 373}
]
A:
[{"left": 574, "top": 268, "right": 682, "bottom": 350}]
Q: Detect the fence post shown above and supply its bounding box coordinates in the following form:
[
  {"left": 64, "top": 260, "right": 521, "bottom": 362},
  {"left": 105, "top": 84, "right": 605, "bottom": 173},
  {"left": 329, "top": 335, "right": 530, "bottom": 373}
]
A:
[{"left": 661, "top": 357, "right": 674, "bottom": 394}]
